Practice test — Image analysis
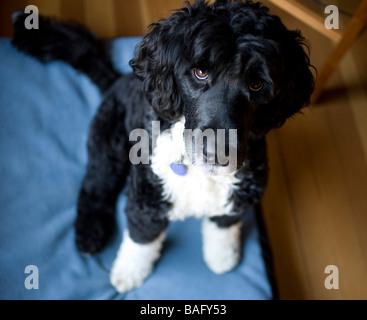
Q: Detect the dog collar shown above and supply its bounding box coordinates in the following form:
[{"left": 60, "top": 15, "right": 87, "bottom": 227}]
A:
[{"left": 170, "top": 162, "right": 187, "bottom": 176}]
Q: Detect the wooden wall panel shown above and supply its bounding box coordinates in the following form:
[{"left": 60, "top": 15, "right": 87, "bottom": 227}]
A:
[
  {"left": 27, "top": 0, "right": 60, "bottom": 16},
  {"left": 262, "top": 131, "right": 310, "bottom": 299},
  {"left": 114, "top": 0, "right": 144, "bottom": 36},
  {"left": 83, "top": 0, "right": 116, "bottom": 38},
  {"left": 0, "top": 0, "right": 27, "bottom": 37},
  {"left": 59, "top": 0, "right": 85, "bottom": 25},
  {"left": 138, "top": 0, "right": 188, "bottom": 27}
]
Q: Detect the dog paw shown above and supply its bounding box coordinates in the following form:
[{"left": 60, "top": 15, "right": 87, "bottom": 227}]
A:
[
  {"left": 202, "top": 219, "right": 242, "bottom": 274},
  {"left": 110, "top": 258, "right": 154, "bottom": 293},
  {"left": 110, "top": 231, "right": 165, "bottom": 293},
  {"left": 75, "top": 212, "right": 115, "bottom": 254}
]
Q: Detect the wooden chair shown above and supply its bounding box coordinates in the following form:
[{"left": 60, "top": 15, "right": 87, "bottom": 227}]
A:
[{"left": 267, "top": 0, "right": 367, "bottom": 103}]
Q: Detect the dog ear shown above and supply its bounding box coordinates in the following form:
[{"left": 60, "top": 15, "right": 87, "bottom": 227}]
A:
[
  {"left": 277, "top": 29, "right": 315, "bottom": 119},
  {"left": 252, "top": 28, "right": 315, "bottom": 136},
  {"left": 130, "top": 12, "right": 189, "bottom": 122}
]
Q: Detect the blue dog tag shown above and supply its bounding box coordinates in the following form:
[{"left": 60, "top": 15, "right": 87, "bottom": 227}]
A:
[{"left": 170, "top": 162, "right": 187, "bottom": 176}]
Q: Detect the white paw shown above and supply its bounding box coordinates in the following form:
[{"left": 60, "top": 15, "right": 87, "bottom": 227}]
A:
[
  {"left": 110, "top": 258, "right": 153, "bottom": 293},
  {"left": 110, "top": 230, "right": 166, "bottom": 293},
  {"left": 202, "top": 218, "right": 242, "bottom": 274}
]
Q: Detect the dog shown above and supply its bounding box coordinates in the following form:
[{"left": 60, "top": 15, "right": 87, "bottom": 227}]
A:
[{"left": 12, "top": 0, "right": 314, "bottom": 293}]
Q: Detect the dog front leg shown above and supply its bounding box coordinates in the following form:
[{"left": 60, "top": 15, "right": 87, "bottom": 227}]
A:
[
  {"left": 110, "top": 229, "right": 166, "bottom": 293},
  {"left": 202, "top": 215, "right": 243, "bottom": 274},
  {"left": 110, "top": 164, "right": 170, "bottom": 292},
  {"left": 110, "top": 210, "right": 168, "bottom": 293}
]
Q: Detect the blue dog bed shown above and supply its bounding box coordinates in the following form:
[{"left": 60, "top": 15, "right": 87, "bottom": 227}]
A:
[{"left": 0, "top": 37, "right": 275, "bottom": 300}]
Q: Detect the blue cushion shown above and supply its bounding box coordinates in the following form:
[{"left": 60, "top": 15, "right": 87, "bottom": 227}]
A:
[{"left": 0, "top": 37, "right": 274, "bottom": 300}]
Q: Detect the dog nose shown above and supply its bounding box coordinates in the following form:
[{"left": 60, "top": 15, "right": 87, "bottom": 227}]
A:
[
  {"left": 203, "top": 150, "right": 229, "bottom": 167},
  {"left": 205, "top": 151, "right": 216, "bottom": 164},
  {"left": 202, "top": 136, "right": 216, "bottom": 164},
  {"left": 203, "top": 139, "right": 228, "bottom": 166}
]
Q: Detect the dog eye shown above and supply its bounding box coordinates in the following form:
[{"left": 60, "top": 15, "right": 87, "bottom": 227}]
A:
[
  {"left": 249, "top": 80, "right": 264, "bottom": 92},
  {"left": 193, "top": 68, "right": 209, "bottom": 81}
]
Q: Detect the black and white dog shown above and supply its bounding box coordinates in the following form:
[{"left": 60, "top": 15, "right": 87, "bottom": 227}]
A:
[{"left": 13, "top": 0, "right": 314, "bottom": 292}]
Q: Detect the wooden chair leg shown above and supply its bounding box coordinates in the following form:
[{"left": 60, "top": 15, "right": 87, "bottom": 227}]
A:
[{"left": 311, "top": 0, "right": 367, "bottom": 103}]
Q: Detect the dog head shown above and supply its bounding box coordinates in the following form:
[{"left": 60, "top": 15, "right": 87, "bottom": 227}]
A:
[{"left": 131, "top": 0, "right": 315, "bottom": 175}]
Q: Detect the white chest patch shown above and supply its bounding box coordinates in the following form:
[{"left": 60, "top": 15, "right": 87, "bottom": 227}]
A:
[{"left": 151, "top": 119, "right": 239, "bottom": 221}]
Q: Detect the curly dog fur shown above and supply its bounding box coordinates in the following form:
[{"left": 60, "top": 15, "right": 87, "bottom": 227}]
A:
[{"left": 12, "top": 0, "right": 314, "bottom": 292}]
